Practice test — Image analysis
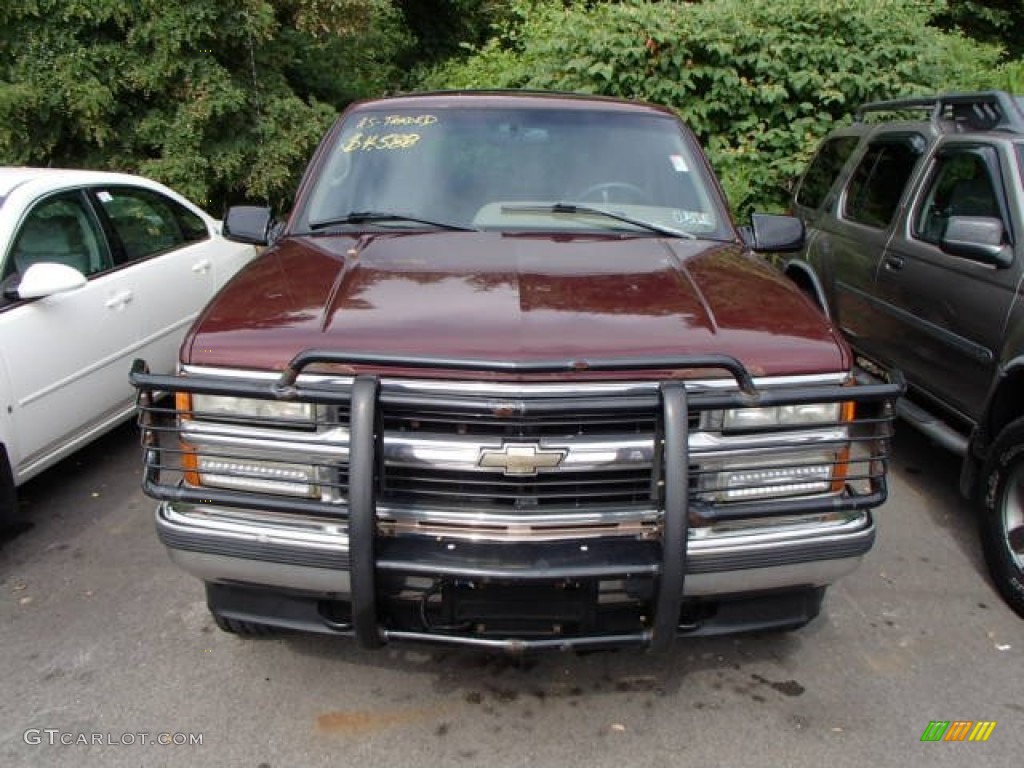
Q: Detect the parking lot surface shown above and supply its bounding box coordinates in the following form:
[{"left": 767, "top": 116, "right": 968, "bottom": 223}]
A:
[{"left": 1, "top": 422, "right": 1020, "bottom": 767}]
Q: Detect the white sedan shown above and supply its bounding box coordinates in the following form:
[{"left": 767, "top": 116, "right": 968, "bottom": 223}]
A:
[{"left": 0, "top": 168, "right": 256, "bottom": 527}]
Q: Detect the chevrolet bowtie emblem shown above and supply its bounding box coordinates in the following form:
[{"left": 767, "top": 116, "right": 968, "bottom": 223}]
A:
[{"left": 477, "top": 443, "right": 567, "bottom": 476}]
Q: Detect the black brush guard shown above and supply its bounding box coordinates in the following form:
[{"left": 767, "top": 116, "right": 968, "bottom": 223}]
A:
[{"left": 132, "top": 352, "right": 901, "bottom": 651}]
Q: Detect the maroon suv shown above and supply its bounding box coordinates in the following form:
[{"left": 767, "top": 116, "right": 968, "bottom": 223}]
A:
[{"left": 132, "top": 92, "right": 900, "bottom": 652}]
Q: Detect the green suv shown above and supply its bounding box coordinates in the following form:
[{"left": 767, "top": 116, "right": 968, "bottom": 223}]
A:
[{"left": 786, "top": 91, "right": 1024, "bottom": 618}]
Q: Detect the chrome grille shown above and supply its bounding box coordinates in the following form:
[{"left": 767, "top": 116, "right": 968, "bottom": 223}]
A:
[
  {"left": 379, "top": 397, "right": 662, "bottom": 511},
  {"left": 382, "top": 406, "right": 667, "bottom": 438},
  {"left": 381, "top": 465, "right": 655, "bottom": 509}
]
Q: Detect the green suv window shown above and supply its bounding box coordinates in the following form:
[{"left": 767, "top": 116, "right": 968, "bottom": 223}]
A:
[
  {"left": 795, "top": 136, "right": 859, "bottom": 210},
  {"left": 843, "top": 138, "right": 924, "bottom": 228},
  {"left": 914, "top": 151, "right": 1002, "bottom": 244}
]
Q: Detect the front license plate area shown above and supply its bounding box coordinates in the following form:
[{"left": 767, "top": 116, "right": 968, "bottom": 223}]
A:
[{"left": 444, "top": 581, "right": 598, "bottom": 637}]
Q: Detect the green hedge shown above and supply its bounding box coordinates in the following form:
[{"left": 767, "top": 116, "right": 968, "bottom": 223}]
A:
[
  {"left": 3, "top": 1, "right": 1015, "bottom": 215},
  {"left": 0, "top": 0, "right": 411, "bottom": 212},
  {"left": 423, "top": 0, "right": 1006, "bottom": 215}
]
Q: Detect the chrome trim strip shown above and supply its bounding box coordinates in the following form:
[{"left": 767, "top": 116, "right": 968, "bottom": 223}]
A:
[
  {"left": 380, "top": 630, "right": 652, "bottom": 652},
  {"left": 380, "top": 634, "right": 651, "bottom": 651},
  {"left": 689, "top": 510, "right": 869, "bottom": 543},
  {"left": 182, "top": 421, "right": 351, "bottom": 463},
  {"left": 377, "top": 504, "right": 660, "bottom": 528},
  {"left": 383, "top": 434, "right": 654, "bottom": 473},
  {"left": 377, "top": 513, "right": 660, "bottom": 542},
  {"left": 689, "top": 427, "right": 849, "bottom": 454},
  {"left": 384, "top": 372, "right": 849, "bottom": 394},
  {"left": 179, "top": 365, "right": 848, "bottom": 394},
  {"left": 157, "top": 502, "right": 350, "bottom": 552},
  {"left": 380, "top": 499, "right": 659, "bottom": 540},
  {"left": 375, "top": 507, "right": 868, "bottom": 544},
  {"left": 688, "top": 518, "right": 873, "bottom": 571}
]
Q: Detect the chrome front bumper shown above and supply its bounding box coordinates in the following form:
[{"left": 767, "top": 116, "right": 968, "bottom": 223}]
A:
[{"left": 157, "top": 500, "right": 874, "bottom": 599}]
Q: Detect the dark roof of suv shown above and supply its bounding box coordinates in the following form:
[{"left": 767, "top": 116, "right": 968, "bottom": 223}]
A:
[{"left": 855, "top": 91, "right": 1024, "bottom": 135}]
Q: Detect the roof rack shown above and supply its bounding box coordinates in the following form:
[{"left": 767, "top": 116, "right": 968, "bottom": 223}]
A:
[{"left": 855, "top": 91, "right": 1024, "bottom": 134}]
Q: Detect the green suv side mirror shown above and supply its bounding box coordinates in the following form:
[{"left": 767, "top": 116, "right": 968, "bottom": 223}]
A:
[{"left": 941, "top": 215, "right": 1012, "bottom": 268}]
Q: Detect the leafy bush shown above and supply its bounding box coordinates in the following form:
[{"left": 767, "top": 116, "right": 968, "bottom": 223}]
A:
[
  {"left": 0, "top": 0, "right": 411, "bottom": 212},
  {"left": 935, "top": 0, "right": 1024, "bottom": 60},
  {"left": 423, "top": 0, "right": 1003, "bottom": 215},
  {"left": 2, "top": 1, "right": 1010, "bottom": 215}
]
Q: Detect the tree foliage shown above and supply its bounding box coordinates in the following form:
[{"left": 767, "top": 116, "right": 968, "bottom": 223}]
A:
[
  {"left": 423, "top": 0, "right": 1003, "bottom": 214},
  {"left": 935, "top": 0, "right": 1024, "bottom": 59},
  {"left": 395, "top": 1, "right": 513, "bottom": 68},
  {"left": 0, "top": 1, "right": 1017, "bottom": 216},
  {"left": 0, "top": 0, "right": 411, "bottom": 212}
]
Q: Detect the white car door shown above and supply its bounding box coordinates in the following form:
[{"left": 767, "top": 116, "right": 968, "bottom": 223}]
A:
[
  {"left": 89, "top": 185, "right": 254, "bottom": 375},
  {"left": 0, "top": 189, "right": 140, "bottom": 482}
]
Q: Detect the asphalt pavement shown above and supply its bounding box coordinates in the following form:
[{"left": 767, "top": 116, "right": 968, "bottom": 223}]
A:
[{"left": 1, "top": 421, "right": 1020, "bottom": 767}]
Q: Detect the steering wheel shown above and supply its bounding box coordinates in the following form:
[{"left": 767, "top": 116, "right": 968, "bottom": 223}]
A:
[{"left": 574, "top": 181, "right": 651, "bottom": 205}]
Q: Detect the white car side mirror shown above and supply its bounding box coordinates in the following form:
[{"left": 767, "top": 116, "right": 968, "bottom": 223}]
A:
[{"left": 17, "top": 262, "right": 88, "bottom": 299}]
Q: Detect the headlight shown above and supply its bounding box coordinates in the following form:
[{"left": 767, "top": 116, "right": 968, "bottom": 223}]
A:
[
  {"left": 702, "top": 450, "right": 841, "bottom": 502},
  {"left": 190, "top": 393, "right": 314, "bottom": 423},
  {"left": 720, "top": 402, "right": 850, "bottom": 432},
  {"left": 697, "top": 401, "right": 855, "bottom": 503},
  {"left": 176, "top": 393, "right": 319, "bottom": 498},
  {"left": 192, "top": 456, "right": 318, "bottom": 497}
]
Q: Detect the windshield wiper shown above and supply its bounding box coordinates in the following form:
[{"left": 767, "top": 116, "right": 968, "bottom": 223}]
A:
[
  {"left": 309, "top": 211, "right": 477, "bottom": 232},
  {"left": 500, "top": 203, "right": 695, "bottom": 239}
]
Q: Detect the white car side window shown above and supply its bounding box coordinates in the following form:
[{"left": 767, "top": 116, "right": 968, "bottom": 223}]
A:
[
  {"left": 95, "top": 187, "right": 209, "bottom": 266},
  {"left": 4, "top": 192, "right": 110, "bottom": 282}
]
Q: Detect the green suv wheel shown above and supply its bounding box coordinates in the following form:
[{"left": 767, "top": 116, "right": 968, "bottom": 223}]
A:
[{"left": 979, "top": 418, "right": 1024, "bottom": 618}]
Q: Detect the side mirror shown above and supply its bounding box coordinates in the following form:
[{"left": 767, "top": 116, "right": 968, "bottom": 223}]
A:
[
  {"left": 15, "top": 262, "right": 87, "bottom": 300},
  {"left": 224, "top": 206, "right": 273, "bottom": 246},
  {"left": 747, "top": 213, "right": 805, "bottom": 253},
  {"left": 941, "top": 216, "right": 1011, "bottom": 267}
]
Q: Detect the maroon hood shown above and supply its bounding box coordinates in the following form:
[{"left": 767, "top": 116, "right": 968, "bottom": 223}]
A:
[{"left": 185, "top": 232, "right": 848, "bottom": 379}]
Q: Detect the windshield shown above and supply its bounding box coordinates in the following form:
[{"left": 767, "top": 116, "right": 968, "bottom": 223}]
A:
[{"left": 297, "top": 104, "right": 730, "bottom": 238}]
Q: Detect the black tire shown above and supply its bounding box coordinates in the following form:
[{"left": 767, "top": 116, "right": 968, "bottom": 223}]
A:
[
  {"left": 978, "top": 418, "right": 1024, "bottom": 618},
  {"left": 211, "top": 612, "right": 276, "bottom": 637},
  {"left": 0, "top": 443, "right": 19, "bottom": 529}
]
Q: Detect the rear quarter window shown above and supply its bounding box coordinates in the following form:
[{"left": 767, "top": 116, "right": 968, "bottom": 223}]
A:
[{"left": 794, "top": 136, "right": 860, "bottom": 210}]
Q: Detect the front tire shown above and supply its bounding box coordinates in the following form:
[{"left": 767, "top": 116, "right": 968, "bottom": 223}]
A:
[
  {"left": 979, "top": 418, "right": 1024, "bottom": 618},
  {"left": 211, "top": 612, "right": 276, "bottom": 637},
  {"left": 0, "top": 444, "right": 19, "bottom": 531}
]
